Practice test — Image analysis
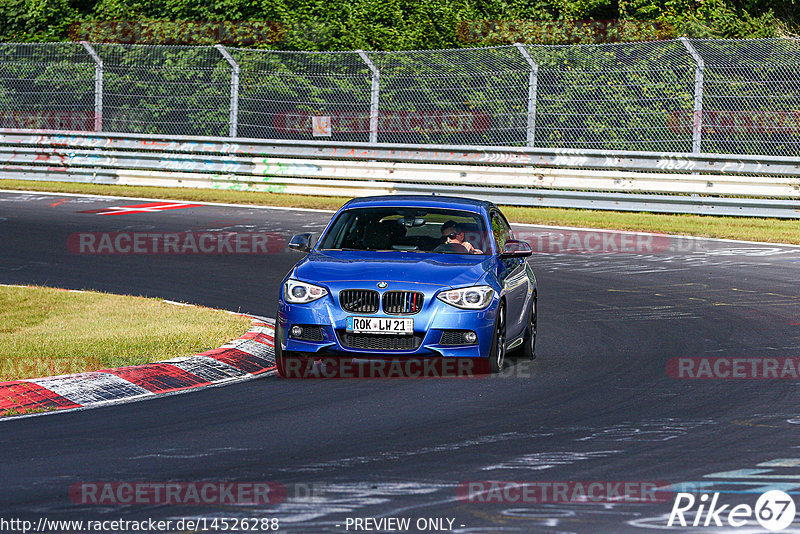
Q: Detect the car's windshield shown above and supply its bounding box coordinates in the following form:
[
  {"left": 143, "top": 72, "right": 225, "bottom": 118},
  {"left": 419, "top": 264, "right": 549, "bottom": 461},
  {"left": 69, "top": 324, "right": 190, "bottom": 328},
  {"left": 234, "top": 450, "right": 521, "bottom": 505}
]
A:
[{"left": 318, "top": 207, "right": 490, "bottom": 255}]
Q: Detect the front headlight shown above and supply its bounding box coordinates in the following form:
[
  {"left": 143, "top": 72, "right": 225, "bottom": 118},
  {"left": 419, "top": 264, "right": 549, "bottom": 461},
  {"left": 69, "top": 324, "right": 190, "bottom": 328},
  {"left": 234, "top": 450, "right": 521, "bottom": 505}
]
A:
[
  {"left": 437, "top": 285, "right": 494, "bottom": 310},
  {"left": 284, "top": 279, "right": 328, "bottom": 304}
]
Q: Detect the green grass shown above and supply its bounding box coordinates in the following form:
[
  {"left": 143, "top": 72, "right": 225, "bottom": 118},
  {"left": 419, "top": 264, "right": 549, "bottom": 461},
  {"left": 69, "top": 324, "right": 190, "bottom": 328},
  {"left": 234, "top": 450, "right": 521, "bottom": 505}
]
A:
[
  {"left": 0, "top": 285, "right": 251, "bottom": 381},
  {"left": 1, "top": 179, "right": 799, "bottom": 244}
]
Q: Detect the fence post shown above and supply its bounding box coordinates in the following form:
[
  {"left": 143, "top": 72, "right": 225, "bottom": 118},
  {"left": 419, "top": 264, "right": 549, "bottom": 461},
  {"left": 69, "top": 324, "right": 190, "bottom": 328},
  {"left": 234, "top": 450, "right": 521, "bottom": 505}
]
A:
[
  {"left": 357, "top": 50, "right": 380, "bottom": 144},
  {"left": 80, "top": 41, "right": 103, "bottom": 132},
  {"left": 514, "top": 43, "right": 539, "bottom": 148},
  {"left": 215, "top": 44, "right": 240, "bottom": 138},
  {"left": 680, "top": 37, "right": 704, "bottom": 154}
]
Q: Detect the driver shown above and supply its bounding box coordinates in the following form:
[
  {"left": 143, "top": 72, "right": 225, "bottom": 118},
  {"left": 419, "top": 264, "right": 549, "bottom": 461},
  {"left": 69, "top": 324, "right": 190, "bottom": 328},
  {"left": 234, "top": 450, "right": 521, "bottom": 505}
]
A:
[{"left": 435, "top": 220, "right": 483, "bottom": 254}]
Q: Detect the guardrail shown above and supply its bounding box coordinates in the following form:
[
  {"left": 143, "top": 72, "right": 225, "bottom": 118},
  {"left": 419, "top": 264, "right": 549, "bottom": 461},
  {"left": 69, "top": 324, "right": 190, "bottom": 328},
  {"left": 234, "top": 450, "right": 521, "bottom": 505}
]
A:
[{"left": 1, "top": 129, "right": 799, "bottom": 218}]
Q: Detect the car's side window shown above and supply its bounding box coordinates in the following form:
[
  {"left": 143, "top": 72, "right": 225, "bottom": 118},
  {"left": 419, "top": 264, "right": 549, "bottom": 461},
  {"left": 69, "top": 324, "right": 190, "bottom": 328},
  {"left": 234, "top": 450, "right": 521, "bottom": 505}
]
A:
[{"left": 490, "top": 212, "right": 512, "bottom": 252}]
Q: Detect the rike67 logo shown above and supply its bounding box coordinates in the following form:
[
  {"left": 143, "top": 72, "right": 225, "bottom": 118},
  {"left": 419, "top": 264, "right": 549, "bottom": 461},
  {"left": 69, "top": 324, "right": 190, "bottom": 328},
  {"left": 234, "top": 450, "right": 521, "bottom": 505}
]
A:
[{"left": 668, "top": 491, "right": 797, "bottom": 531}]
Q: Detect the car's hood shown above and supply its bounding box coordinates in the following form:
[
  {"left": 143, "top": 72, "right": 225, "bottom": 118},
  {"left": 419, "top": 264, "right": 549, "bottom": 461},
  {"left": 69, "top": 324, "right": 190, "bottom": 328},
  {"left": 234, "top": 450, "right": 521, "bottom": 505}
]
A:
[{"left": 293, "top": 250, "right": 493, "bottom": 289}]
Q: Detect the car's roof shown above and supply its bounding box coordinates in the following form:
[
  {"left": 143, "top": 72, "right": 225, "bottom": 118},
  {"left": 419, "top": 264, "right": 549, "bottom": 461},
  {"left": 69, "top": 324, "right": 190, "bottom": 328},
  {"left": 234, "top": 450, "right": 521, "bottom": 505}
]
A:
[{"left": 341, "top": 195, "right": 494, "bottom": 213}]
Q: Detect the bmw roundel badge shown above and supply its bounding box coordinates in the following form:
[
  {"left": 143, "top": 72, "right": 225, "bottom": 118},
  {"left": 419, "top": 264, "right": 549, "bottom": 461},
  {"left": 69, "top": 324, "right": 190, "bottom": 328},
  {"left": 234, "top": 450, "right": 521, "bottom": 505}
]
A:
[{"left": 377, "top": 281, "right": 388, "bottom": 289}]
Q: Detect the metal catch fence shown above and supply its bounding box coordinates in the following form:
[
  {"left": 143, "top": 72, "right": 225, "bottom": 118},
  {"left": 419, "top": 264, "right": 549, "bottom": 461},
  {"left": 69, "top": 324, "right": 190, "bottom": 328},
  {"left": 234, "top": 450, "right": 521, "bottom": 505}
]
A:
[{"left": 1, "top": 38, "right": 799, "bottom": 155}]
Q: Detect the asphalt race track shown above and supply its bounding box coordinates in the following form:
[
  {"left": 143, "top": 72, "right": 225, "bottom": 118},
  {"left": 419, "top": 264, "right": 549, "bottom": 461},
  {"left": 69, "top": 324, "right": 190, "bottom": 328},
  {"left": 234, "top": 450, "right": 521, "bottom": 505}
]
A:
[{"left": 1, "top": 190, "right": 800, "bottom": 533}]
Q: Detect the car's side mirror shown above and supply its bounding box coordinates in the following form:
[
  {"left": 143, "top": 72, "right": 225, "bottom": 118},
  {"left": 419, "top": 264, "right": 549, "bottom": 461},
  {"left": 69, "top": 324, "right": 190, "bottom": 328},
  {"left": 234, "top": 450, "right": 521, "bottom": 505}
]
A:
[
  {"left": 288, "top": 233, "right": 313, "bottom": 253},
  {"left": 499, "top": 239, "right": 532, "bottom": 258}
]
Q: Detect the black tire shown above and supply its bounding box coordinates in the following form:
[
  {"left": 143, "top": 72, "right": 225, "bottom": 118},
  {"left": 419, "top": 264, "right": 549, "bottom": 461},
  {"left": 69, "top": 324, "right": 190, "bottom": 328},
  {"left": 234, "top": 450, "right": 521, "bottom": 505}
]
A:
[
  {"left": 488, "top": 302, "right": 506, "bottom": 374},
  {"left": 275, "top": 348, "right": 290, "bottom": 378},
  {"left": 276, "top": 350, "right": 312, "bottom": 378},
  {"left": 521, "top": 292, "right": 537, "bottom": 360}
]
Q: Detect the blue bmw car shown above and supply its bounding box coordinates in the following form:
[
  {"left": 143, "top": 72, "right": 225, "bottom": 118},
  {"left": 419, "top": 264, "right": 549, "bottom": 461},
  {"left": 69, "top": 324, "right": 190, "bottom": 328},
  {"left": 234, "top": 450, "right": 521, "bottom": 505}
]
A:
[{"left": 275, "top": 195, "right": 537, "bottom": 376}]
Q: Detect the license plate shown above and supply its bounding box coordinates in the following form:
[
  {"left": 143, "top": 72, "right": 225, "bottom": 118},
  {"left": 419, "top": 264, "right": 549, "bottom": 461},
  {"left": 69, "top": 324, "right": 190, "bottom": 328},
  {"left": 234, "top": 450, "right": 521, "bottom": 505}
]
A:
[{"left": 346, "top": 317, "right": 413, "bottom": 335}]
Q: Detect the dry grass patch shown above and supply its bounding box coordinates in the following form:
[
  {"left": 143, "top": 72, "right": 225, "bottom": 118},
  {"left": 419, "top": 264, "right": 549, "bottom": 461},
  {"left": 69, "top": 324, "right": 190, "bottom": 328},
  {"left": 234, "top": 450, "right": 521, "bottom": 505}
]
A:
[{"left": 0, "top": 285, "right": 251, "bottom": 381}]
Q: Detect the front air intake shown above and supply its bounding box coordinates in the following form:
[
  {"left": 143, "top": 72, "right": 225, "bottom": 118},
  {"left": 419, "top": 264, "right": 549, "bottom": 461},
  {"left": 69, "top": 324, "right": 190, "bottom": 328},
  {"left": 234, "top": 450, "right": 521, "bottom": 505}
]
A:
[
  {"left": 382, "top": 291, "right": 424, "bottom": 315},
  {"left": 339, "top": 289, "right": 380, "bottom": 313}
]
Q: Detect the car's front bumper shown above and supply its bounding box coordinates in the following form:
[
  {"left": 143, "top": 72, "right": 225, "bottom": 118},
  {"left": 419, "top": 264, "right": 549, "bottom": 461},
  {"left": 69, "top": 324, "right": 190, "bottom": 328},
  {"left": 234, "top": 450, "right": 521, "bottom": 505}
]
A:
[{"left": 277, "top": 288, "right": 498, "bottom": 359}]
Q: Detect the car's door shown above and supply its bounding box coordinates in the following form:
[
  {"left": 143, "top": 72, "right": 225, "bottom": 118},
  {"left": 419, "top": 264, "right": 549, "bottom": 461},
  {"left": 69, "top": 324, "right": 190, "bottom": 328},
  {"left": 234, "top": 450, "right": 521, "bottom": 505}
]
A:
[{"left": 490, "top": 210, "right": 528, "bottom": 340}]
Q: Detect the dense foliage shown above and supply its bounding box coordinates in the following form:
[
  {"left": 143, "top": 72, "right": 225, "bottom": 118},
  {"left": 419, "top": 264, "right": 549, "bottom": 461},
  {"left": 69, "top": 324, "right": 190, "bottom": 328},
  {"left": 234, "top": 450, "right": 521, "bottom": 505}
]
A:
[{"left": 0, "top": 0, "right": 795, "bottom": 49}]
